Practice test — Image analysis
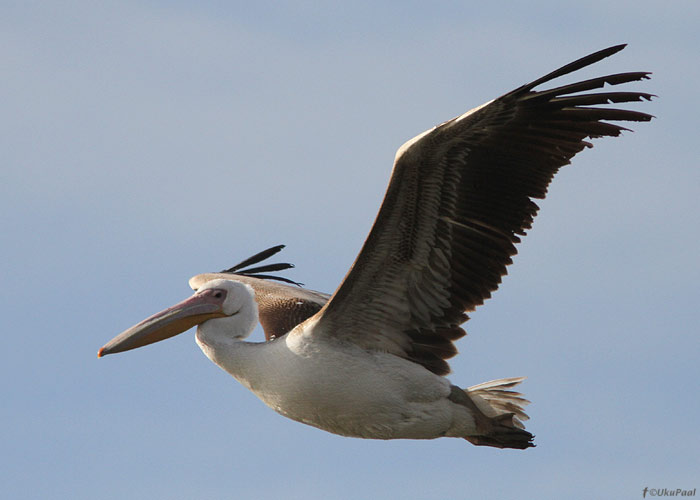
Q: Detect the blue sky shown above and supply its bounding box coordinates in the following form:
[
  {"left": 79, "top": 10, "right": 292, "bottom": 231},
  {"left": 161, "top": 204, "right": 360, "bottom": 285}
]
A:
[{"left": 2, "top": 1, "right": 698, "bottom": 499}]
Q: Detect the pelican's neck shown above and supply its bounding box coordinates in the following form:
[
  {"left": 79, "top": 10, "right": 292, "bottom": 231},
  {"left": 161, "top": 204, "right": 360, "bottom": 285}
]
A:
[
  {"left": 194, "top": 308, "right": 281, "bottom": 390},
  {"left": 196, "top": 328, "right": 260, "bottom": 375},
  {"left": 193, "top": 289, "right": 260, "bottom": 374}
]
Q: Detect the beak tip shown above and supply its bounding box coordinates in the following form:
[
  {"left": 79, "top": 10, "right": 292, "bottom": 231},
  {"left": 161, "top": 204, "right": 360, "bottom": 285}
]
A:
[{"left": 97, "top": 347, "right": 107, "bottom": 358}]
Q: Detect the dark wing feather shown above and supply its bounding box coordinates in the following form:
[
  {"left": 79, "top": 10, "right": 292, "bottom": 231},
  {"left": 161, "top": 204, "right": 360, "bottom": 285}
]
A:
[
  {"left": 220, "top": 244, "right": 304, "bottom": 286},
  {"left": 222, "top": 244, "right": 287, "bottom": 273},
  {"left": 306, "top": 44, "right": 653, "bottom": 375}
]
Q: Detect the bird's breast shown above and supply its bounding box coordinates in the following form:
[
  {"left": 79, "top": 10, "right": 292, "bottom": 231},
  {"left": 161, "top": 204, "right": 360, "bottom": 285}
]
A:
[{"left": 200, "top": 333, "right": 455, "bottom": 439}]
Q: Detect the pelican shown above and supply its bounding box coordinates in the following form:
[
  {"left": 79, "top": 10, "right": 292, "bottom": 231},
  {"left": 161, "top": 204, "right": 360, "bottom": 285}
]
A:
[{"left": 99, "top": 45, "right": 653, "bottom": 448}]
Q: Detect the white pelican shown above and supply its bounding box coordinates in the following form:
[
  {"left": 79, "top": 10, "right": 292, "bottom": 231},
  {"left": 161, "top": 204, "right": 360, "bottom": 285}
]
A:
[{"left": 99, "top": 45, "right": 653, "bottom": 448}]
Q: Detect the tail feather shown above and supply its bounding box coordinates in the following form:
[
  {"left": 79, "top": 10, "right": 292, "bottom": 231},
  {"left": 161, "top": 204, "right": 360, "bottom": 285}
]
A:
[{"left": 467, "top": 377, "right": 531, "bottom": 429}]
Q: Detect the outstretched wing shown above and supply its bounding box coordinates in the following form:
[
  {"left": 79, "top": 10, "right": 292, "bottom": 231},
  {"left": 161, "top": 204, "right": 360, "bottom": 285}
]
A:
[
  {"left": 191, "top": 245, "right": 330, "bottom": 340},
  {"left": 304, "top": 44, "right": 653, "bottom": 375}
]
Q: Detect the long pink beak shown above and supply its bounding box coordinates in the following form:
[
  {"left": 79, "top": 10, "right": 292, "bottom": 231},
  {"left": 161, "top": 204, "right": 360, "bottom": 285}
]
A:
[{"left": 98, "top": 288, "right": 227, "bottom": 357}]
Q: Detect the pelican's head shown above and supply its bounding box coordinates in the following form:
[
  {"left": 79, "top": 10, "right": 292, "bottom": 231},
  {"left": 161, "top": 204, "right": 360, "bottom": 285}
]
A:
[{"left": 98, "top": 279, "right": 258, "bottom": 358}]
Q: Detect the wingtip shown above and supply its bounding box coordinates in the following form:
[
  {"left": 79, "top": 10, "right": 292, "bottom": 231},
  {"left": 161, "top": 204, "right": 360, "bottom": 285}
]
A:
[
  {"left": 221, "top": 244, "right": 288, "bottom": 273},
  {"left": 589, "top": 43, "right": 629, "bottom": 65},
  {"left": 607, "top": 43, "right": 627, "bottom": 54},
  {"left": 514, "top": 43, "right": 634, "bottom": 96}
]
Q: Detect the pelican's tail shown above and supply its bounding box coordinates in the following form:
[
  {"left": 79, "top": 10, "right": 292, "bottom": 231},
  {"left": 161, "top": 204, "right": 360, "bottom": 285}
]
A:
[
  {"left": 466, "top": 377, "right": 531, "bottom": 428},
  {"left": 449, "top": 377, "right": 534, "bottom": 449}
]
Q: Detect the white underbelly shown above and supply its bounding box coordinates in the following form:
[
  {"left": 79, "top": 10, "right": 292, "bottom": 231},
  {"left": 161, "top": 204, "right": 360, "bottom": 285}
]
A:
[{"left": 203, "top": 334, "right": 470, "bottom": 440}]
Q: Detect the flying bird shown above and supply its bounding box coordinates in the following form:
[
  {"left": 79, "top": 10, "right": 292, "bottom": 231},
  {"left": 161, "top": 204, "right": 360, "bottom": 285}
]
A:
[{"left": 99, "top": 45, "right": 653, "bottom": 448}]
